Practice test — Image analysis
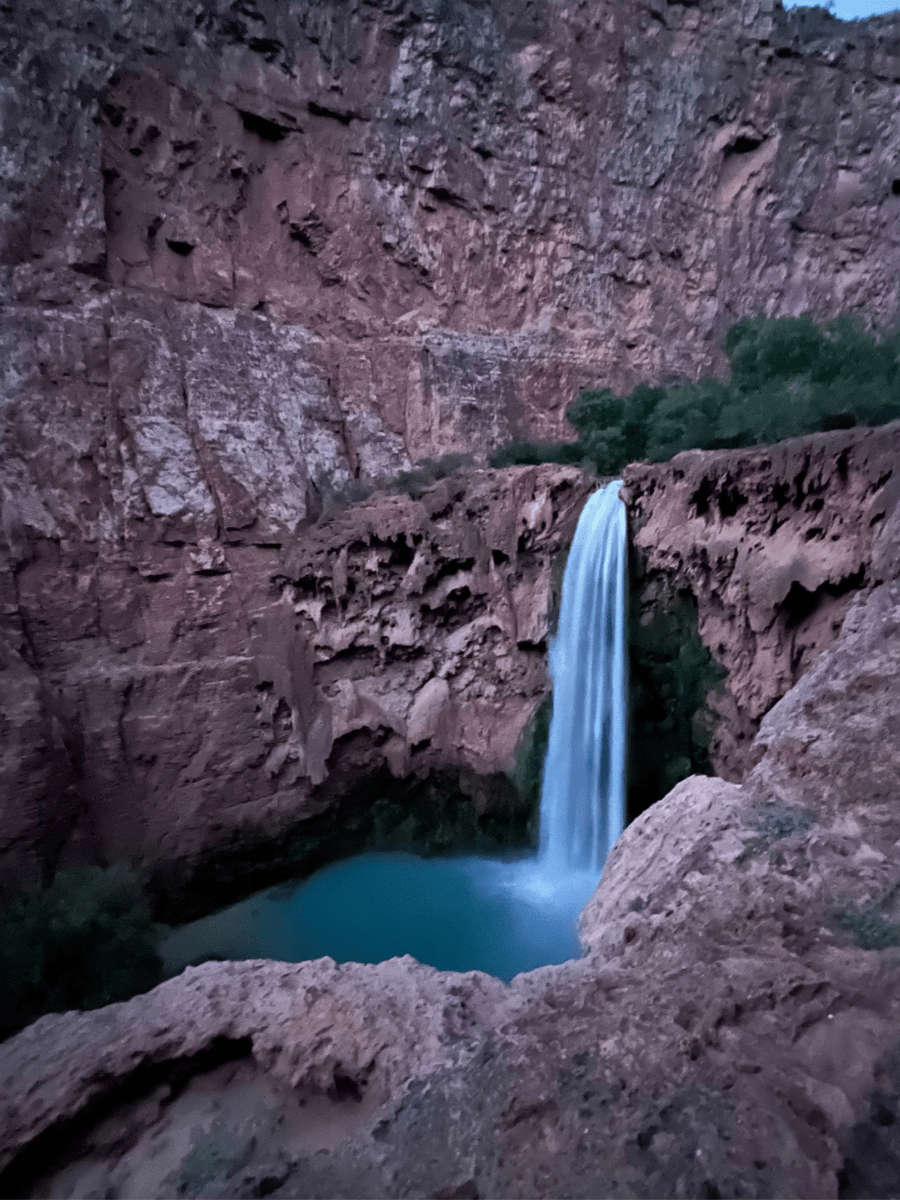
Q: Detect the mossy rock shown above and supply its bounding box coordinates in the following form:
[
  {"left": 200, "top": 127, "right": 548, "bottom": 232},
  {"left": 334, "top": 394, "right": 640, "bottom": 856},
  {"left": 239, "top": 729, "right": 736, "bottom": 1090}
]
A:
[
  {"left": 508, "top": 694, "right": 552, "bottom": 843},
  {"left": 627, "top": 566, "right": 726, "bottom": 819}
]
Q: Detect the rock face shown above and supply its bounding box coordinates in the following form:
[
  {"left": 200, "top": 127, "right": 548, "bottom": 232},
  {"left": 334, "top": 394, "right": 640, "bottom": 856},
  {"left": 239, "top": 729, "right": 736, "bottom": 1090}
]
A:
[
  {"left": 1, "top": 438, "right": 899, "bottom": 1200},
  {"left": 622, "top": 419, "right": 900, "bottom": 782},
  {"left": 0, "top": 462, "right": 592, "bottom": 914},
  {"left": 3, "top": 2, "right": 900, "bottom": 1184},
  {"left": 5, "top": 0, "right": 900, "bottom": 466},
  {"left": 5, "top": 0, "right": 900, "bottom": 897}
]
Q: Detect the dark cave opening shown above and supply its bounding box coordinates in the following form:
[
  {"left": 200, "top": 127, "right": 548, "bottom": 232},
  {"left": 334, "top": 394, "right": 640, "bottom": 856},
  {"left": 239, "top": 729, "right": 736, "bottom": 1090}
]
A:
[
  {"left": 690, "top": 475, "right": 748, "bottom": 520},
  {"left": 238, "top": 108, "right": 289, "bottom": 141}
]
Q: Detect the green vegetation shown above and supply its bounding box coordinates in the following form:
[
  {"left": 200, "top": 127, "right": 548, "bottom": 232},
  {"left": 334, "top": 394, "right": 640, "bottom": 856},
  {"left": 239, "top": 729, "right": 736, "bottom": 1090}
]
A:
[
  {"left": 628, "top": 588, "right": 726, "bottom": 817},
  {"left": 832, "top": 904, "right": 900, "bottom": 951},
  {"left": 368, "top": 767, "right": 530, "bottom": 857},
  {"left": 489, "top": 440, "right": 587, "bottom": 470},
  {"left": 747, "top": 804, "right": 814, "bottom": 843},
  {"left": 491, "top": 316, "right": 900, "bottom": 474},
  {"left": 0, "top": 865, "right": 164, "bottom": 1042},
  {"left": 737, "top": 803, "right": 815, "bottom": 863},
  {"left": 315, "top": 452, "right": 474, "bottom": 516},
  {"left": 168, "top": 1121, "right": 248, "bottom": 1197},
  {"left": 509, "top": 695, "right": 553, "bottom": 839},
  {"left": 393, "top": 452, "right": 473, "bottom": 500}
]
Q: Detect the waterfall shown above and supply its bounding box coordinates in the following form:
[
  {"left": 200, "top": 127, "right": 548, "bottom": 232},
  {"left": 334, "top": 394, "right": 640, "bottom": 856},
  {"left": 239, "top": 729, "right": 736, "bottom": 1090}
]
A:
[
  {"left": 538, "top": 480, "right": 627, "bottom": 875},
  {"left": 164, "top": 480, "right": 630, "bottom": 983}
]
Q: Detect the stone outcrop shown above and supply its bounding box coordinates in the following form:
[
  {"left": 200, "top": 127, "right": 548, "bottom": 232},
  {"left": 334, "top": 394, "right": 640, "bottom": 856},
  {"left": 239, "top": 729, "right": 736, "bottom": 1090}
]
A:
[
  {"left": 1, "top": 441, "right": 899, "bottom": 1200},
  {"left": 0, "top": 463, "right": 592, "bottom": 916},
  {"left": 622, "top": 419, "right": 900, "bottom": 781}
]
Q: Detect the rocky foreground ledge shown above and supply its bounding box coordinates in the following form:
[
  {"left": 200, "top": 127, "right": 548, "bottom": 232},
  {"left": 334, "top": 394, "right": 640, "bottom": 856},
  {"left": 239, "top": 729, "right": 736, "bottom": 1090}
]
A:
[{"left": 1, "top": 482, "right": 899, "bottom": 1198}]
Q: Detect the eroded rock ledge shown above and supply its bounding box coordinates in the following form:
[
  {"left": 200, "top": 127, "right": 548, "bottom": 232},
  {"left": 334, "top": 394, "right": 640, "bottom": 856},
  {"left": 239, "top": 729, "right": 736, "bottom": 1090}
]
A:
[
  {"left": 1, "top": 439, "right": 899, "bottom": 1200},
  {"left": 0, "top": 464, "right": 593, "bottom": 917},
  {"left": 622, "top": 419, "right": 900, "bottom": 781}
]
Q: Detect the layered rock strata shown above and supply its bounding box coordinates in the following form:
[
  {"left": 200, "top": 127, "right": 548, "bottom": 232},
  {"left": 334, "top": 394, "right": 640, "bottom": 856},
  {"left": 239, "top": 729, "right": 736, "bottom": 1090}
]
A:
[
  {"left": 622, "top": 418, "right": 900, "bottom": 781},
  {"left": 0, "top": 463, "right": 593, "bottom": 915},
  {"left": 4, "top": 0, "right": 900, "bottom": 474},
  {"left": 1, "top": 431, "right": 899, "bottom": 1200}
]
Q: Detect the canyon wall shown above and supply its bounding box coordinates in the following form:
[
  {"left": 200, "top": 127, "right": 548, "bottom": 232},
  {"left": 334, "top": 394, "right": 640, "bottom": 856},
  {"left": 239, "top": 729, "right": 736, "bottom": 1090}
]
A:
[
  {"left": 5, "top": 0, "right": 900, "bottom": 906},
  {"left": 2, "top": 455, "right": 899, "bottom": 1200},
  {"left": 4, "top": 0, "right": 900, "bottom": 473},
  {"left": 0, "top": 462, "right": 592, "bottom": 915}
]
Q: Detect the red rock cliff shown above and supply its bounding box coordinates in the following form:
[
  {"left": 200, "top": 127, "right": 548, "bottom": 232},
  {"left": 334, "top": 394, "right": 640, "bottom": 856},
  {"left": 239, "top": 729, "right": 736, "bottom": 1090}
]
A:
[
  {"left": 4, "top": 0, "right": 900, "bottom": 901},
  {"left": 0, "top": 462, "right": 593, "bottom": 913},
  {"left": 3, "top": 0, "right": 900, "bottom": 472},
  {"left": 623, "top": 420, "right": 900, "bottom": 780}
]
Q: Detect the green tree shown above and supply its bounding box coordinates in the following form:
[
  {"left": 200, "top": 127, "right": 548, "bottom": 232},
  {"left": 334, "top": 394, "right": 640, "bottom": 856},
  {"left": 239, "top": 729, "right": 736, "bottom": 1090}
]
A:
[
  {"left": 0, "top": 865, "right": 164, "bottom": 1041},
  {"left": 490, "top": 314, "right": 900, "bottom": 476}
]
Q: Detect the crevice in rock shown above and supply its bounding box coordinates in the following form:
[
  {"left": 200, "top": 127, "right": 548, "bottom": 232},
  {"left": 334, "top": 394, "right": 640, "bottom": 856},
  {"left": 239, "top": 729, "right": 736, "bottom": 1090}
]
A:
[
  {"left": 426, "top": 184, "right": 469, "bottom": 210},
  {"left": 165, "top": 238, "right": 194, "bottom": 257},
  {"left": 307, "top": 100, "right": 356, "bottom": 126},
  {"left": 783, "top": 566, "right": 867, "bottom": 632},
  {"left": 238, "top": 109, "right": 289, "bottom": 141},
  {"left": 838, "top": 1042, "right": 900, "bottom": 1199},
  {"left": 723, "top": 133, "right": 765, "bottom": 157},
  {"left": 690, "top": 475, "right": 747, "bottom": 521}
]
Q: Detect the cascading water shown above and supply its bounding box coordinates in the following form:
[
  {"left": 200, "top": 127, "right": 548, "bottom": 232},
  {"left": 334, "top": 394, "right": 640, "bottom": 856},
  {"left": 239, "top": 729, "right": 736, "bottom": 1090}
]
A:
[
  {"left": 538, "top": 480, "right": 628, "bottom": 875},
  {"left": 162, "top": 481, "right": 629, "bottom": 982}
]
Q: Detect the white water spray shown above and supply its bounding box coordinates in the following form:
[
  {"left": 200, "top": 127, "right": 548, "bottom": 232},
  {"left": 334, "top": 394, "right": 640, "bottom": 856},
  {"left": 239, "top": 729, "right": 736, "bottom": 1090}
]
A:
[{"left": 538, "top": 481, "right": 628, "bottom": 875}]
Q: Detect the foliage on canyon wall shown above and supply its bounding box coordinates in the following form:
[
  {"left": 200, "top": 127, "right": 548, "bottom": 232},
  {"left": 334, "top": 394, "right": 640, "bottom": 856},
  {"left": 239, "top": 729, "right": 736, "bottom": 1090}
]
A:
[
  {"left": 489, "top": 440, "right": 587, "bottom": 471},
  {"left": 368, "top": 770, "right": 530, "bottom": 856},
  {"left": 508, "top": 695, "right": 552, "bottom": 840},
  {"left": 628, "top": 583, "right": 727, "bottom": 819},
  {"left": 493, "top": 316, "right": 900, "bottom": 474},
  {"left": 0, "top": 866, "right": 163, "bottom": 1042},
  {"left": 314, "top": 453, "right": 475, "bottom": 517}
]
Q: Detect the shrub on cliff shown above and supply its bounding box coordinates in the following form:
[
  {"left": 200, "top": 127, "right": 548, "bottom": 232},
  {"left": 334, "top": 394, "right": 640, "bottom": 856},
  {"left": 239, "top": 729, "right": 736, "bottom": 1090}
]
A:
[
  {"left": 393, "top": 452, "right": 474, "bottom": 499},
  {"left": 488, "top": 440, "right": 586, "bottom": 469},
  {"left": 314, "top": 453, "right": 476, "bottom": 517},
  {"left": 491, "top": 316, "right": 900, "bottom": 474},
  {"left": 0, "top": 865, "right": 164, "bottom": 1041}
]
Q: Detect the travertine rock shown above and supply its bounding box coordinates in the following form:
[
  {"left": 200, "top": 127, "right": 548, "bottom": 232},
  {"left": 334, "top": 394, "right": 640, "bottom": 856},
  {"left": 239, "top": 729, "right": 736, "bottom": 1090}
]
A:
[
  {"left": 622, "top": 420, "right": 900, "bottom": 778},
  {"left": 5, "top": 0, "right": 900, "bottom": 897},
  {"left": 0, "top": 463, "right": 593, "bottom": 914},
  {"left": 4, "top": 0, "right": 900, "bottom": 894},
  {"left": 0, "top": 955, "right": 510, "bottom": 1179}
]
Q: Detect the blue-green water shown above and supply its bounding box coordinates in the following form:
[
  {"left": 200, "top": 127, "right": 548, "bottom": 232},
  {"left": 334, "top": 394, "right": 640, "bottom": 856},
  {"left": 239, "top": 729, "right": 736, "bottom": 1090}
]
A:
[
  {"left": 163, "top": 482, "right": 627, "bottom": 983},
  {"left": 161, "top": 852, "right": 600, "bottom": 982}
]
